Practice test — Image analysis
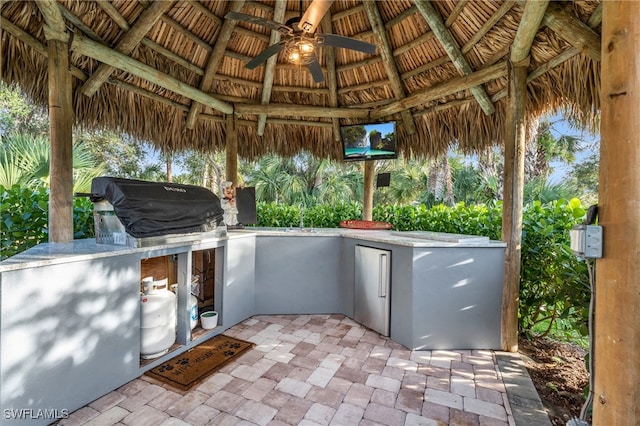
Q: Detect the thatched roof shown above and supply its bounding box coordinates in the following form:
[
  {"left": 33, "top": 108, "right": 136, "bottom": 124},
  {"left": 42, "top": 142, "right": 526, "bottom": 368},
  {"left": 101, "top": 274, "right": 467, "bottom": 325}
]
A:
[{"left": 0, "top": 0, "right": 601, "bottom": 160}]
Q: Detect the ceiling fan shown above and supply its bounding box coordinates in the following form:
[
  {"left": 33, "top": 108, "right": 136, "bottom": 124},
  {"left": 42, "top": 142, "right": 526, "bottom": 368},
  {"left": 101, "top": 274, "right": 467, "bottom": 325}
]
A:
[{"left": 226, "top": 0, "right": 376, "bottom": 83}]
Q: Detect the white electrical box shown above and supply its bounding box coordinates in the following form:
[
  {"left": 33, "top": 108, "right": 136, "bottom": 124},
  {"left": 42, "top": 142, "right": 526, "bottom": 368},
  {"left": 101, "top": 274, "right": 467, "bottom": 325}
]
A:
[{"left": 570, "top": 224, "right": 603, "bottom": 258}]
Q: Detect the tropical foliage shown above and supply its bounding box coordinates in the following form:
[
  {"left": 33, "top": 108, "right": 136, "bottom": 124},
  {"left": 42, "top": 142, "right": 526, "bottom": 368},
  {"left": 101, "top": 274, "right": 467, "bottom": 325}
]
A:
[
  {"left": 0, "top": 185, "right": 94, "bottom": 259},
  {"left": 0, "top": 133, "right": 105, "bottom": 193}
]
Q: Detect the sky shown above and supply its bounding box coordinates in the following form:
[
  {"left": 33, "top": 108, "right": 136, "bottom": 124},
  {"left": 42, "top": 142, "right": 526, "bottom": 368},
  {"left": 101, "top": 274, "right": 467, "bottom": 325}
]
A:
[{"left": 546, "top": 113, "right": 600, "bottom": 183}]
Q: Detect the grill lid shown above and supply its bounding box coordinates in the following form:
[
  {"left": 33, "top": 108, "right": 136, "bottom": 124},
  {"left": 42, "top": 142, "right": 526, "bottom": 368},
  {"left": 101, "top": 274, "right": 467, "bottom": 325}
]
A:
[{"left": 91, "top": 177, "right": 224, "bottom": 238}]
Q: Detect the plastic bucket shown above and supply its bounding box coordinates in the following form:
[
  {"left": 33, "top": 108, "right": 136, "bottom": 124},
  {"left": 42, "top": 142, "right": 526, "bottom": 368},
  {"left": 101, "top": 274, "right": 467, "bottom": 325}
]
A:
[{"left": 200, "top": 311, "right": 218, "bottom": 329}]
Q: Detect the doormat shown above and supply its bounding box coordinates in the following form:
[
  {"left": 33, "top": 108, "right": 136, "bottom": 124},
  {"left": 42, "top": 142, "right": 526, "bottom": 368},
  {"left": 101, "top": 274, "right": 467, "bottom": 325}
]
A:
[{"left": 145, "top": 335, "right": 254, "bottom": 391}]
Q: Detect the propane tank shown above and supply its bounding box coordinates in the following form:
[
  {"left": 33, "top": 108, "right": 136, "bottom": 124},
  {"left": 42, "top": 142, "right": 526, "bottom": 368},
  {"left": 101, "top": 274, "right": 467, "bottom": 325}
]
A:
[
  {"left": 140, "top": 277, "right": 176, "bottom": 359},
  {"left": 169, "top": 280, "right": 198, "bottom": 331},
  {"left": 189, "top": 294, "right": 198, "bottom": 330},
  {"left": 189, "top": 275, "right": 200, "bottom": 330}
]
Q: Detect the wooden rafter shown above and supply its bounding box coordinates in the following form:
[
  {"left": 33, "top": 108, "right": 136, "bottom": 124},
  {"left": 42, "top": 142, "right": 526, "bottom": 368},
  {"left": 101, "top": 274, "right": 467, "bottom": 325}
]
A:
[
  {"left": 414, "top": 0, "right": 495, "bottom": 115},
  {"left": 541, "top": 1, "right": 601, "bottom": 62},
  {"left": 157, "top": 12, "right": 212, "bottom": 53},
  {"left": 69, "top": 32, "right": 233, "bottom": 114},
  {"left": 321, "top": 11, "right": 342, "bottom": 142},
  {"left": 35, "top": 0, "right": 66, "bottom": 40},
  {"left": 511, "top": 0, "right": 549, "bottom": 63},
  {"left": 257, "top": 0, "right": 286, "bottom": 136},
  {"left": 94, "top": 2, "right": 205, "bottom": 77},
  {"left": 372, "top": 61, "right": 507, "bottom": 119},
  {"left": 461, "top": 1, "right": 516, "bottom": 55},
  {"left": 362, "top": 0, "right": 417, "bottom": 135},
  {"left": 385, "top": 5, "right": 417, "bottom": 29},
  {"left": 445, "top": 0, "right": 469, "bottom": 27},
  {"left": 394, "top": 31, "right": 436, "bottom": 57},
  {"left": 81, "top": 1, "right": 175, "bottom": 97},
  {"left": 235, "top": 103, "right": 369, "bottom": 119},
  {"left": 186, "top": 0, "right": 245, "bottom": 129}
]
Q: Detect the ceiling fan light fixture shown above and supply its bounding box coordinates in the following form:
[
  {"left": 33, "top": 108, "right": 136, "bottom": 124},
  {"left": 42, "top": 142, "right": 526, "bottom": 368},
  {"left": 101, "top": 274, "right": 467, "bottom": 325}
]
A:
[{"left": 284, "top": 37, "right": 316, "bottom": 65}]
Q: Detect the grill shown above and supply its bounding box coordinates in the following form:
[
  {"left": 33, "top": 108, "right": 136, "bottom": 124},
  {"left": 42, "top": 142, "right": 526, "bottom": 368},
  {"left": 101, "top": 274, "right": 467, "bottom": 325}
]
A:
[{"left": 90, "top": 177, "right": 225, "bottom": 245}]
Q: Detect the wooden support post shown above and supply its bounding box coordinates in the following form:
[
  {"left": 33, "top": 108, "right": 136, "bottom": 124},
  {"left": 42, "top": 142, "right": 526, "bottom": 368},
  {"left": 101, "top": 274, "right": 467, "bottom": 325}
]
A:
[
  {"left": 225, "top": 114, "right": 238, "bottom": 187},
  {"left": 363, "top": 161, "right": 375, "bottom": 221},
  {"left": 594, "top": 1, "right": 640, "bottom": 423},
  {"left": 47, "top": 36, "right": 74, "bottom": 243},
  {"left": 500, "top": 59, "right": 528, "bottom": 352}
]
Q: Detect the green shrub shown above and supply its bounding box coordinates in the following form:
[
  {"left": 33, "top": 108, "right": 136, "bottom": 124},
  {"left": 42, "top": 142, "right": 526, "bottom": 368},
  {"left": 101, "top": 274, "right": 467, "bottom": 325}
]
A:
[
  {"left": 519, "top": 198, "right": 589, "bottom": 340},
  {"left": 2, "top": 189, "right": 589, "bottom": 342},
  {"left": 0, "top": 185, "right": 95, "bottom": 260}
]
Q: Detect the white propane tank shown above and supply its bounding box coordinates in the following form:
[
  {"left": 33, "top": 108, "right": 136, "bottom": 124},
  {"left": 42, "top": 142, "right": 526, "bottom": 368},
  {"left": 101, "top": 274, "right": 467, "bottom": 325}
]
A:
[
  {"left": 140, "top": 277, "right": 176, "bottom": 359},
  {"left": 189, "top": 275, "right": 200, "bottom": 330},
  {"left": 189, "top": 294, "right": 198, "bottom": 330},
  {"left": 169, "top": 280, "right": 198, "bottom": 331}
]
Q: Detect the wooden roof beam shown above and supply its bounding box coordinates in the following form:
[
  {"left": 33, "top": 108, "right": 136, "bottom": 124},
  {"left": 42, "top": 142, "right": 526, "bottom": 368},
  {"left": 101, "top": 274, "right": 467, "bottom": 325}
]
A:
[
  {"left": 371, "top": 61, "right": 507, "bottom": 119},
  {"left": 185, "top": 0, "right": 245, "bottom": 129},
  {"left": 235, "top": 103, "right": 369, "bottom": 119},
  {"left": 200, "top": 114, "right": 333, "bottom": 129},
  {"left": 394, "top": 31, "right": 436, "bottom": 57},
  {"left": 0, "top": 15, "right": 194, "bottom": 113},
  {"left": 157, "top": 12, "right": 212, "bottom": 53},
  {"left": 362, "top": 1, "right": 417, "bottom": 135},
  {"left": 414, "top": 0, "right": 495, "bottom": 115},
  {"left": 321, "top": 11, "right": 342, "bottom": 142},
  {"left": 94, "top": 1, "right": 204, "bottom": 77},
  {"left": 331, "top": 5, "right": 365, "bottom": 22},
  {"left": 257, "top": 0, "right": 286, "bottom": 136},
  {"left": 36, "top": 0, "right": 67, "bottom": 41},
  {"left": 445, "top": 0, "right": 469, "bottom": 27},
  {"left": 385, "top": 5, "right": 417, "bottom": 29},
  {"left": 461, "top": 1, "right": 516, "bottom": 55},
  {"left": 186, "top": 0, "right": 222, "bottom": 27},
  {"left": 81, "top": 1, "right": 175, "bottom": 97},
  {"left": 542, "top": 2, "right": 601, "bottom": 61},
  {"left": 491, "top": 3, "right": 603, "bottom": 103},
  {"left": 511, "top": 0, "right": 549, "bottom": 63},
  {"left": 69, "top": 32, "right": 233, "bottom": 114}
]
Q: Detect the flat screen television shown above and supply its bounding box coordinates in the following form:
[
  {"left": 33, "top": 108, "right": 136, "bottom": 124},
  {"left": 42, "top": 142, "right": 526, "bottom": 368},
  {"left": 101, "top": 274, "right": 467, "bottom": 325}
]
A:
[{"left": 340, "top": 121, "right": 397, "bottom": 161}]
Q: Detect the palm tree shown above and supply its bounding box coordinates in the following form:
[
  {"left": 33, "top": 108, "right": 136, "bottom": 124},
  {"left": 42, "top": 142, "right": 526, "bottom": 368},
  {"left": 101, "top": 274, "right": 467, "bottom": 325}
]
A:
[
  {"left": 0, "top": 133, "right": 104, "bottom": 192},
  {"left": 245, "top": 152, "right": 364, "bottom": 206}
]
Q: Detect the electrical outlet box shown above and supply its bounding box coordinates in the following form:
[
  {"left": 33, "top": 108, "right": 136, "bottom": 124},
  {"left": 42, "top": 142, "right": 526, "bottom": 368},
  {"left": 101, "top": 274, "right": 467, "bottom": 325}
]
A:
[{"left": 570, "top": 224, "right": 603, "bottom": 258}]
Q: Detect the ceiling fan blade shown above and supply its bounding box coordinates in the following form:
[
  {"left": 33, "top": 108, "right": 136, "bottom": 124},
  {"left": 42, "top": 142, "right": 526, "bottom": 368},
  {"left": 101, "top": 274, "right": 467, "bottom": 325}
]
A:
[
  {"left": 225, "top": 12, "right": 292, "bottom": 36},
  {"left": 299, "top": 0, "right": 334, "bottom": 34},
  {"left": 245, "top": 41, "right": 286, "bottom": 70},
  {"left": 318, "top": 34, "right": 377, "bottom": 55},
  {"left": 307, "top": 58, "right": 325, "bottom": 83}
]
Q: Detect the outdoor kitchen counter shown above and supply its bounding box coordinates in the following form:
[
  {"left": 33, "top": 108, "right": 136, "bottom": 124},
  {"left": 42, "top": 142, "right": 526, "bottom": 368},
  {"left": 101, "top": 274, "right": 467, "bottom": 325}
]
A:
[
  {"left": 0, "top": 230, "right": 256, "bottom": 272},
  {"left": 0, "top": 228, "right": 505, "bottom": 274},
  {"left": 244, "top": 227, "right": 506, "bottom": 248},
  {"left": 1, "top": 228, "right": 505, "bottom": 425}
]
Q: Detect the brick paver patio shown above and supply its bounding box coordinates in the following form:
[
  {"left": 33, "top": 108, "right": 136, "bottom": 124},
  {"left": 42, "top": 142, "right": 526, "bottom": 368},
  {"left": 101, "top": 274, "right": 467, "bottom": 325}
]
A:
[{"left": 57, "top": 314, "right": 519, "bottom": 426}]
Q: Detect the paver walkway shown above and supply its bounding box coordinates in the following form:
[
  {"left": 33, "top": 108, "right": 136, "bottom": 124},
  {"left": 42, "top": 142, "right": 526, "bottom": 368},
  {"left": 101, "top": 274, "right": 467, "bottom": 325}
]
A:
[{"left": 57, "top": 314, "right": 522, "bottom": 426}]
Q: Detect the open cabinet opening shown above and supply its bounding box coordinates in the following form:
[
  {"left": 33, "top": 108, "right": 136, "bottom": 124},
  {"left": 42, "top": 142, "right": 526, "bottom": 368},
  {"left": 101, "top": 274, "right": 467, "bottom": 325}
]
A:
[{"left": 190, "top": 248, "right": 220, "bottom": 340}]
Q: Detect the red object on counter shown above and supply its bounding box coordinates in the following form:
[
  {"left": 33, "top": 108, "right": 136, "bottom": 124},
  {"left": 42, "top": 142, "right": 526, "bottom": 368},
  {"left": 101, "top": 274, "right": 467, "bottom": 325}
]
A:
[{"left": 339, "top": 220, "right": 393, "bottom": 230}]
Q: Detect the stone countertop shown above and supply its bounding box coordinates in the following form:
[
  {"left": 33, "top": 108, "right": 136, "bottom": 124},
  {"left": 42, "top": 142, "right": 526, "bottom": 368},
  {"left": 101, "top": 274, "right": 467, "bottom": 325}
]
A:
[
  {"left": 246, "top": 227, "right": 505, "bottom": 248},
  {"left": 1, "top": 228, "right": 504, "bottom": 272},
  {"left": 0, "top": 231, "right": 254, "bottom": 272}
]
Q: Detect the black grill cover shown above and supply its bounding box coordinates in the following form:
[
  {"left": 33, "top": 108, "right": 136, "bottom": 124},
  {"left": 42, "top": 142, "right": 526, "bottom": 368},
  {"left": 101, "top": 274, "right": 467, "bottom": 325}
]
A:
[{"left": 91, "top": 177, "right": 224, "bottom": 238}]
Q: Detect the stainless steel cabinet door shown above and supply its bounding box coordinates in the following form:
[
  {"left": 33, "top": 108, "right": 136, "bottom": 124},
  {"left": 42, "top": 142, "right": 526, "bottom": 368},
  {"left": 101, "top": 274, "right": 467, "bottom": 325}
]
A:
[{"left": 354, "top": 245, "right": 391, "bottom": 336}]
